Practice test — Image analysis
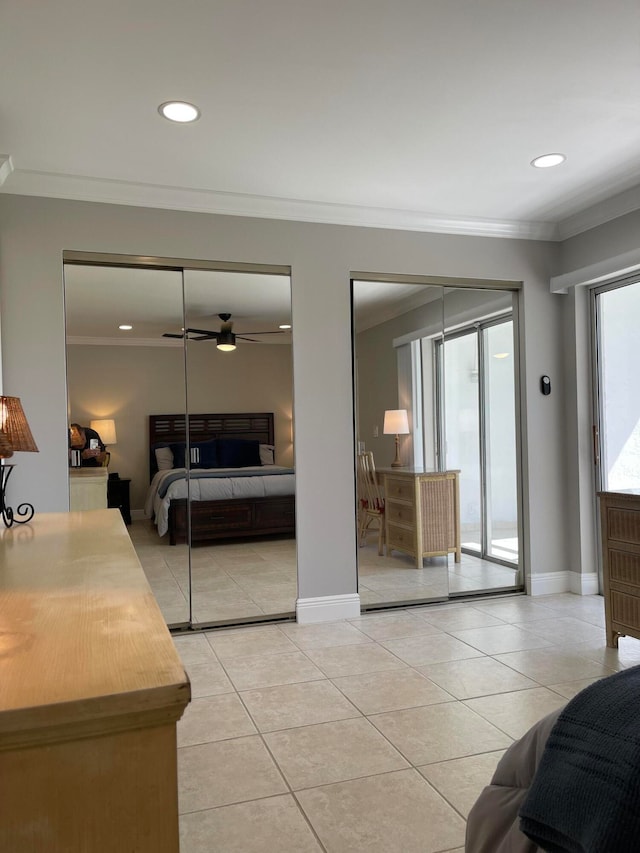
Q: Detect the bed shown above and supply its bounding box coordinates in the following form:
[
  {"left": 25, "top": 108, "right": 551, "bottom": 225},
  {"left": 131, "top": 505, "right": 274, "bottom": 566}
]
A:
[{"left": 145, "top": 412, "right": 296, "bottom": 545}]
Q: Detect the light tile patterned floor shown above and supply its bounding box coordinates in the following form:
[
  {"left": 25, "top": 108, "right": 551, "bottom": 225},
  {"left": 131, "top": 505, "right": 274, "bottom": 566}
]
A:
[
  {"left": 172, "top": 593, "right": 640, "bottom": 853},
  {"left": 129, "top": 518, "right": 521, "bottom": 626}
]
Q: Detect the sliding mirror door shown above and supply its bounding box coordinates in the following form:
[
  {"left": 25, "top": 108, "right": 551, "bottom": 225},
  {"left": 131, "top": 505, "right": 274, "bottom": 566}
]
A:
[
  {"left": 64, "top": 262, "right": 190, "bottom": 626},
  {"left": 440, "top": 286, "right": 522, "bottom": 595},
  {"left": 183, "top": 269, "right": 296, "bottom": 628},
  {"left": 353, "top": 279, "right": 449, "bottom": 609}
]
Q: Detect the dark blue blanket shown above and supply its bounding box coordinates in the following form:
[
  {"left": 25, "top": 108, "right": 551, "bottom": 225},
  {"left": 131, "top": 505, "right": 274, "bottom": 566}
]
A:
[
  {"left": 157, "top": 467, "right": 294, "bottom": 499},
  {"left": 519, "top": 664, "right": 640, "bottom": 853}
]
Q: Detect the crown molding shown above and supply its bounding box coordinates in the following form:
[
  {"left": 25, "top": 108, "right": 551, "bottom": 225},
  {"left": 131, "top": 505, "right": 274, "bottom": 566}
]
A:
[
  {"left": 1, "top": 167, "right": 559, "bottom": 242},
  {"left": 556, "top": 183, "right": 640, "bottom": 241}
]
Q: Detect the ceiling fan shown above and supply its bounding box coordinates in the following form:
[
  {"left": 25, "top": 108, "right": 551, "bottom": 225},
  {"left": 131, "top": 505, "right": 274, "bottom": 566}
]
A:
[{"left": 162, "top": 313, "right": 288, "bottom": 352}]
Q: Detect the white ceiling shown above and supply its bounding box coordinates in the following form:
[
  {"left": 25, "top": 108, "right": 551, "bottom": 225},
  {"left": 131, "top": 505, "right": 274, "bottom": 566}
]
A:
[{"left": 2, "top": 0, "right": 640, "bottom": 241}]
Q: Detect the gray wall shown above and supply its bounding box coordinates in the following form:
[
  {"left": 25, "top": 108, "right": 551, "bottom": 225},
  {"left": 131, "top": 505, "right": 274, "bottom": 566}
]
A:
[{"left": 0, "top": 193, "right": 565, "bottom": 601}]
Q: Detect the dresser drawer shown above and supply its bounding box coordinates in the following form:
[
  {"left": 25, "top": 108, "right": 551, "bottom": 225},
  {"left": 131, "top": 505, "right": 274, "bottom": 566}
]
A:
[
  {"left": 606, "top": 506, "right": 640, "bottom": 545},
  {"left": 385, "top": 477, "right": 414, "bottom": 502},
  {"left": 254, "top": 496, "right": 296, "bottom": 529},
  {"left": 190, "top": 501, "right": 252, "bottom": 534},
  {"left": 387, "top": 523, "right": 416, "bottom": 552},
  {"left": 386, "top": 501, "right": 415, "bottom": 526},
  {"left": 611, "top": 589, "right": 640, "bottom": 632},
  {"left": 608, "top": 547, "right": 640, "bottom": 585}
]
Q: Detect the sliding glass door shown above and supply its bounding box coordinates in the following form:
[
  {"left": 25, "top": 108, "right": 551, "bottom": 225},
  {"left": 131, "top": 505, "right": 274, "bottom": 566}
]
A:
[
  {"left": 593, "top": 277, "right": 640, "bottom": 494},
  {"left": 436, "top": 307, "right": 520, "bottom": 592}
]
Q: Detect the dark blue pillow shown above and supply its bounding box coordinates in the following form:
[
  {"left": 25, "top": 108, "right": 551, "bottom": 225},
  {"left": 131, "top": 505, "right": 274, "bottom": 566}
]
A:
[
  {"left": 192, "top": 439, "right": 219, "bottom": 469},
  {"left": 171, "top": 439, "right": 219, "bottom": 469},
  {"left": 217, "top": 438, "right": 261, "bottom": 468},
  {"left": 170, "top": 441, "right": 187, "bottom": 468}
]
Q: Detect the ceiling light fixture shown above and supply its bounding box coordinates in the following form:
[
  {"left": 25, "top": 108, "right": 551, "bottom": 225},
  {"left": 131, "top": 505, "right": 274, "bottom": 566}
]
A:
[
  {"left": 216, "top": 330, "right": 236, "bottom": 352},
  {"left": 531, "top": 153, "right": 566, "bottom": 169},
  {"left": 279, "top": 324, "right": 292, "bottom": 330},
  {"left": 158, "top": 101, "right": 201, "bottom": 123},
  {"left": 119, "top": 324, "right": 133, "bottom": 330},
  {"left": 493, "top": 352, "right": 510, "bottom": 359}
]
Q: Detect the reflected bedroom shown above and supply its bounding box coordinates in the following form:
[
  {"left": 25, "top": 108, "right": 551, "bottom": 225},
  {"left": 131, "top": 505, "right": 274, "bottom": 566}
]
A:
[{"left": 64, "top": 260, "right": 296, "bottom": 630}]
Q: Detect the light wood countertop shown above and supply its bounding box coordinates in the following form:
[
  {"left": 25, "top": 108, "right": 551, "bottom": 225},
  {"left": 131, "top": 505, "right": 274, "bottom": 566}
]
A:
[{"left": 0, "top": 510, "right": 190, "bottom": 748}]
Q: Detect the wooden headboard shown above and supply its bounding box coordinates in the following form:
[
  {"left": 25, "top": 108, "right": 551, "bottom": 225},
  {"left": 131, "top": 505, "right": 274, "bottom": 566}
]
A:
[{"left": 149, "top": 412, "right": 275, "bottom": 479}]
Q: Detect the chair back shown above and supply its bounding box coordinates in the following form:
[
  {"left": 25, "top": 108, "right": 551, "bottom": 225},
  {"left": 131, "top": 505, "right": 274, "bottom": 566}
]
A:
[{"left": 357, "top": 451, "right": 384, "bottom": 513}]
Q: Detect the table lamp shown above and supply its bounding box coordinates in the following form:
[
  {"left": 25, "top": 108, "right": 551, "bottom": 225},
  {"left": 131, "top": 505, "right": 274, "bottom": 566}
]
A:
[
  {"left": 383, "top": 409, "right": 409, "bottom": 468},
  {"left": 0, "top": 396, "right": 39, "bottom": 527}
]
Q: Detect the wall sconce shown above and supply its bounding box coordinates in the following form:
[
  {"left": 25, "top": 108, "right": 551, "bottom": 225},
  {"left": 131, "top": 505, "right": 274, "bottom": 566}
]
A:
[
  {"left": 0, "top": 396, "right": 39, "bottom": 527},
  {"left": 90, "top": 419, "right": 117, "bottom": 446},
  {"left": 383, "top": 409, "right": 410, "bottom": 468}
]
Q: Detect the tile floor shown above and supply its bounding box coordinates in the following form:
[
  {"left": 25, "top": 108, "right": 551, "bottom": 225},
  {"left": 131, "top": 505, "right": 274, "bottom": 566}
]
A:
[
  {"left": 172, "top": 592, "right": 640, "bottom": 852},
  {"left": 130, "top": 519, "right": 521, "bottom": 627}
]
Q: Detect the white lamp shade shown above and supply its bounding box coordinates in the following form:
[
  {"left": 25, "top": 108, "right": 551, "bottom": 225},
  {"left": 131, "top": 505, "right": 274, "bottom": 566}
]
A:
[
  {"left": 383, "top": 409, "right": 409, "bottom": 435},
  {"left": 90, "top": 419, "right": 117, "bottom": 445}
]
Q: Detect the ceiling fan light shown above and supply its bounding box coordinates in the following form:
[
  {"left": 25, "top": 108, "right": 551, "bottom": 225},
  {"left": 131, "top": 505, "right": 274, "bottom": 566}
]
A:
[{"left": 216, "top": 329, "right": 236, "bottom": 352}]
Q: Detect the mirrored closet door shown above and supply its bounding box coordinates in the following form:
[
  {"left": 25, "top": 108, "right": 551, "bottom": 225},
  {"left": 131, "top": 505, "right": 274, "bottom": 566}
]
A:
[
  {"left": 353, "top": 277, "right": 523, "bottom": 611},
  {"left": 64, "top": 256, "right": 296, "bottom": 631}
]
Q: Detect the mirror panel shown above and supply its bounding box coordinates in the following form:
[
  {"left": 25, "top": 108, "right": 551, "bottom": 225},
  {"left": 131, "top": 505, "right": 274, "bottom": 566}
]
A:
[
  {"left": 353, "top": 279, "right": 449, "bottom": 609},
  {"left": 64, "top": 263, "right": 190, "bottom": 626},
  {"left": 183, "top": 269, "right": 296, "bottom": 627}
]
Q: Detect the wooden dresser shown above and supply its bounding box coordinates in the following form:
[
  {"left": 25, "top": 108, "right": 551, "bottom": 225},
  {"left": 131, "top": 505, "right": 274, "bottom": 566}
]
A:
[
  {"left": 380, "top": 468, "right": 461, "bottom": 567},
  {"left": 69, "top": 466, "right": 108, "bottom": 510},
  {"left": 598, "top": 489, "right": 640, "bottom": 648},
  {"left": 0, "top": 510, "right": 190, "bottom": 853}
]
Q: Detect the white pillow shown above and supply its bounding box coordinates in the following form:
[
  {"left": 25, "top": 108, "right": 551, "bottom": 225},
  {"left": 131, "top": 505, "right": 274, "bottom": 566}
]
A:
[
  {"left": 155, "top": 446, "right": 174, "bottom": 471},
  {"left": 259, "top": 444, "right": 275, "bottom": 465}
]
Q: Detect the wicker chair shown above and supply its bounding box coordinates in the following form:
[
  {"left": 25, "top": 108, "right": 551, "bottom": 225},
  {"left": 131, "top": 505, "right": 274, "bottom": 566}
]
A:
[{"left": 357, "top": 451, "right": 385, "bottom": 555}]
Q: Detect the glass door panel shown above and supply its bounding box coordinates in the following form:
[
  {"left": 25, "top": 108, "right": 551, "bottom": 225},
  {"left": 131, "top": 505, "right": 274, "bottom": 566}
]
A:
[
  {"left": 184, "top": 269, "right": 296, "bottom": 628},
  {"left": 594, "top": 279, "right": 640, "bottom": 492},
  {"left": 442, "top": 332, "right": 481, "bottom": 553},
  {"left": 484, "top": 321, "right": 518, "bottom": 562},
  {"left": 440, "top": 288, "right": 521, "bottom": 595}
]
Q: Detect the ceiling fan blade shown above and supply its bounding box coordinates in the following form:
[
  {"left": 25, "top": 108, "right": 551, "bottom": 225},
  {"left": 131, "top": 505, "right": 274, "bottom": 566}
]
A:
[
  {"left": 186, "top": 327, "right": 219, "bottom": 337},
  {"left": 236, "top": 335, "right": 262, "bottom": 343},
  {"left": 240, "top": 330, "right": 287, "bottom": 336},
  {"left": 162, "top": 332, "right": 185, "bottom": 339}
]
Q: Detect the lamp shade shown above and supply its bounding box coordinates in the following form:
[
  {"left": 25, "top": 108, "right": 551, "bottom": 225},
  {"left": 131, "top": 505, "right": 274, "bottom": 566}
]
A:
[
  {"left": 0, "top": 429, "right": 14, "bottom": 459},
  {"left": 90, "top": 418, "right": 117, "bottom": 445},
  {"left": 383, "top": 409, "right": 410, "bottom": 435},
  {"left": 0, "top": 396, "right": 39, "bottom": 452}
]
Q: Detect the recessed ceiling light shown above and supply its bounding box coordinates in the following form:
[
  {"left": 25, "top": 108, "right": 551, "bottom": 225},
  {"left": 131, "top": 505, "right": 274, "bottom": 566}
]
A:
[
  {"left": 119, "top": 324, "right": 133, "bottom": 330},
  {"left": 493, "top": 352, "right": 510, "bottom": 359},
  {"left": 158, "top": 101, "right": 201, "bottom": 123},
  {"left": 279, "top": 324, "right": 292, "bottom": 330},
  {"left": 531, "top": 153, "right": 566, "bottom": 169}
]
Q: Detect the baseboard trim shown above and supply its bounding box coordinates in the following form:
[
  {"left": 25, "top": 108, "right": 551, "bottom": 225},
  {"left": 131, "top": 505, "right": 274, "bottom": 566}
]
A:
[
  {"left": 296, "top": 593, "right": 361, "bottom": 624},
  {"left": 530, "top": 570, "right": 599, "bottom": 596}
]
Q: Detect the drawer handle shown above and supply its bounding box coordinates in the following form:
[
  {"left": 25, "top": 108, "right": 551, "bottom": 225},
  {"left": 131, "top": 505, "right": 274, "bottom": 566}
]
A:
[{"left": 208, "top": 515, "right": 226, "bottom": 521}]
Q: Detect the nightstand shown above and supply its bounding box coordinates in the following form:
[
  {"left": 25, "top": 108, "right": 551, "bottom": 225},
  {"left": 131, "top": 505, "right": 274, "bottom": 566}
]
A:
[{"left": 107, "top": 477, "right": 131, "bottom": 525}]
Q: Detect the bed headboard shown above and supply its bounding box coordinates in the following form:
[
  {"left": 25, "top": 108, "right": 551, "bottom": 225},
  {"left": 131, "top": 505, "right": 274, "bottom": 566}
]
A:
[{"left": 149, "top": 412, "right": 275, "bottom": 479}]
